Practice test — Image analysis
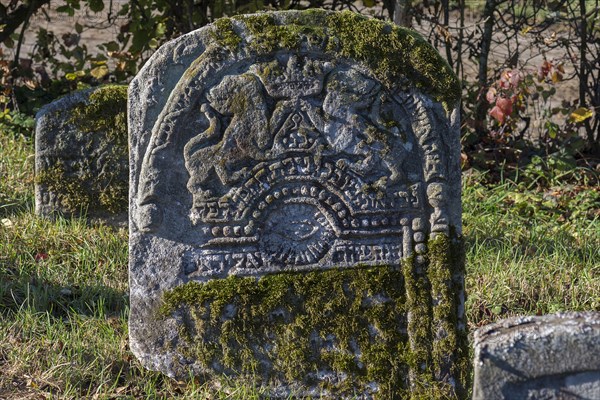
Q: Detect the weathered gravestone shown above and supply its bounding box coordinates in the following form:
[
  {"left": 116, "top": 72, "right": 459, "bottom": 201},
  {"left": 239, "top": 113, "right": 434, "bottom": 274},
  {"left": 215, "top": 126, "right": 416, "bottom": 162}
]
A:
[
  {"left": 129, "top": 10, "right": 467, "bottom": 398},
  {"left": 35, "top": 85, "right": 128, "bottom": 225},
  {"left": 473, "top": 312, "right": 600, "bottom": 400}
]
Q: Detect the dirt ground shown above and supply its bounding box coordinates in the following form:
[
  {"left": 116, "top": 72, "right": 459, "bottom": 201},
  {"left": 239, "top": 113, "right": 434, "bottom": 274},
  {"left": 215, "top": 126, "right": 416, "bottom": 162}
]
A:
[{"left": 18, "top": 1, "right": 128, "bottom": 58}]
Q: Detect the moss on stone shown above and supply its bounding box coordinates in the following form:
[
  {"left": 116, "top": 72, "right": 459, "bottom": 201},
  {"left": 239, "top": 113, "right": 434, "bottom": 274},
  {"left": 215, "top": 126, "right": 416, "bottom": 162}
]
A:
[
  {"left": 211, "top": 18, "right": 242, "bottom": 51},
  {"left": 158, "top": 241, "right": 468, "bottom": 398},
  {"left": 427, "top": 232, "right": 470, "bottom": 399},
  {"left": 401, "top": 254, "right": 434, "bottom": 397},
  {"left": 36, "top": 164, "right": 93, "bottom": 212},
  {"left": 36, "top": 159, "right": 128, "bottom": 215},
  {"left": 323, "top": 11, "right": 459, "bottom": 108},
  {"left": 160, "top": 252, "right": 468, "bottom": 398},
  {"left": 399, "top": 232, "right": 469, "bottom": 399},
  {"left": 71, "top": 85, "right": 128, "bottom": 214},
  {"left": 238, "top": 13, "right": 327, "bottom": 54},
  {"left": 69, "top": 85, "right": 128, "bottom": 146},
  {"left": 209, "top": 10, "right": 459, "bottom": 109},
  {"left": 38, "top": 85, "right": 129, "bottom": 215},
  {"left": 161, "top": 266, "right": 413, "bottom": 397}
]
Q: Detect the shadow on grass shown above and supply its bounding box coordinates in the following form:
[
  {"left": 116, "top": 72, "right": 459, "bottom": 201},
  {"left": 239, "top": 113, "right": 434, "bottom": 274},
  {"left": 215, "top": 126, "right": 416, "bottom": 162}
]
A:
[
  {"left": 0, "top": 195, "right": 35, "bottom": 219},
  {"left": 0, "top": 267, "right": 127, "bottom": 319}
]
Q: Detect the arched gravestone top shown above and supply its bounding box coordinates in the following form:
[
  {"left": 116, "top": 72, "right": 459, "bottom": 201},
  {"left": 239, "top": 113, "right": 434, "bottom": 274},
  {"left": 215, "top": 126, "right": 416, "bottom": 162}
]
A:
[{"left": 129, "top": 10, "right": 467, "bottom": 398}]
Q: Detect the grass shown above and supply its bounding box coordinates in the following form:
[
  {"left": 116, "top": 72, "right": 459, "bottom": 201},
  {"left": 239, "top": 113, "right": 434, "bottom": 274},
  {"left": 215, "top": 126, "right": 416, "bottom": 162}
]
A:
[
  {"left": 463, "top": 171, "right": 599, "bottom": 327},
  {"left": 1, "top": 126, "right": 599, "bottom": 398}
]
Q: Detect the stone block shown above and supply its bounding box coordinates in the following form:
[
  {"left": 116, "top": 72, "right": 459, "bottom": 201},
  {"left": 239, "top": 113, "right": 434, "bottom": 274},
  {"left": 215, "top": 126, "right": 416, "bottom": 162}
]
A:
[{"left": 473, "top": 312, "right": 600, "bottom": 400}]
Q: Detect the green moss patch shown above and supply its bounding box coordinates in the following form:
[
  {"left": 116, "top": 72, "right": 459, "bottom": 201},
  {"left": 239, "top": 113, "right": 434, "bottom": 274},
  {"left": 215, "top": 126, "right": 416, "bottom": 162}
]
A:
[
  {"left": 427, "top": 233, "right": 470, "bottom": 399},
  {"left": 239, "top": 13, "right": 327, "bottom": 53},
  {"left": 211, "top": 18, "right": 242, "bottom": 51},
  {"left": 324, "top": 12, "right": 460, "bottom": 109},
  {"left": 160, "top": 252, "right": 468, "bottom": 398},
  {"left": 69, "top": 84, "right": 128, "bottom": 146},
  {"left": 161, "top": 266, "right": 412, "bottom": 397},
  {"left": 36, "top": 164, "right": 95, "bottom": 212},
  {"left": 209, "top": 10, "right": 460, "bottom": 109}
]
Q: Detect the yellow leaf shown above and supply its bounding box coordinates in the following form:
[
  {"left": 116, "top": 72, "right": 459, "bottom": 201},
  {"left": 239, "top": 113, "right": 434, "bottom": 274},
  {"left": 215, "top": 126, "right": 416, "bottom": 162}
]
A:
[
  {"left": 569, "top": 107, "right": 594, "bottom": 123},
  {"left": 90, "top": 65, "right": 109, "bottom": 80},
  {"left": 520, "top": 26, "right": 533, "bottom": 35},
  {"left": 551, "top": 71, "right": 562, "bottom": 83},
  {"left": 65, "top": 70, "right": 85, "bottom": 80}
]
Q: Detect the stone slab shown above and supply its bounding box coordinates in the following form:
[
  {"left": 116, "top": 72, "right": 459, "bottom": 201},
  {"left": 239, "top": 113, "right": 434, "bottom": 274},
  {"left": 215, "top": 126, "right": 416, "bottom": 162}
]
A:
[
  {"left": 35, "top": 85, "right": 128, "bottom": 225},
  {"left": 473, "top": 312, "right": 600, "bottom": 400},
  {"left": 128, "top": 9, "right": 467, "bottom": 398}
]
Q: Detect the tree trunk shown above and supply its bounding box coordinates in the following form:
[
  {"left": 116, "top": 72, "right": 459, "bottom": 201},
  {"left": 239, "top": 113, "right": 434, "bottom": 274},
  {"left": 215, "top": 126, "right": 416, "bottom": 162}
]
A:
[
  {"left": 393, "top": 0, "right": 412, "bottom": 27},
  {"left": 474, "top": 0, "right": 497, "bottom": 137}
]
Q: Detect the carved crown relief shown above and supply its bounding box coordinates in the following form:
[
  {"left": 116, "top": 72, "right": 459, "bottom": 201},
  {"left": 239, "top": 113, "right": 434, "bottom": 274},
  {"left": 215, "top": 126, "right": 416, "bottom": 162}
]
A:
[{"left": 136, "top": 52, "right": 452, "bottom": 276}]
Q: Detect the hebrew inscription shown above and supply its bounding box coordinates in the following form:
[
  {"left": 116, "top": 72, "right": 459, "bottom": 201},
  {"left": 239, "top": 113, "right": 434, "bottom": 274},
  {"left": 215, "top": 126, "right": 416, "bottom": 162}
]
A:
[{"left": 129, "top": 10, "right": 465, "bottom": 398}]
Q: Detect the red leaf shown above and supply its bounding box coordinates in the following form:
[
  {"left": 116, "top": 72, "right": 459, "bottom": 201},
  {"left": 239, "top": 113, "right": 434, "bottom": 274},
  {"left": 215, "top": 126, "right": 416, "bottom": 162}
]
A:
[
  {"left": 489, "top": 105, "right": 506, "bottom": 124},
  {"left": 496, "top": 97, "right": 513, "bottom": 115}
]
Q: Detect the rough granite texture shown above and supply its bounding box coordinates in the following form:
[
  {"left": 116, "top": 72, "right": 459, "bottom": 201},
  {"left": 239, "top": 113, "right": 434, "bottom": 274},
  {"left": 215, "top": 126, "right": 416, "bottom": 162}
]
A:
[
  {"left": 128, "top": 9, "right": 466, "bottom": 398},
  {"left": 473, "top": 312, "right": 600, "bottom": 400},
  {"left": 35, "top": 85, "right": 128, "bottom": 225}
]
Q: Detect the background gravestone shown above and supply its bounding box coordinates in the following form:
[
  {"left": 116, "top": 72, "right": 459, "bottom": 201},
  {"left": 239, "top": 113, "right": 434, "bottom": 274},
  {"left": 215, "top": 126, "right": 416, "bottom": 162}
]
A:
[
  {"left": 35, "top": 85, "right": 128, "bottom": 225},
  {"left": 129, "top": 10, "right": 467, "bottom": 398},
  {"left": 473, "top": 312, "right": 600, "bottom": 400}
]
